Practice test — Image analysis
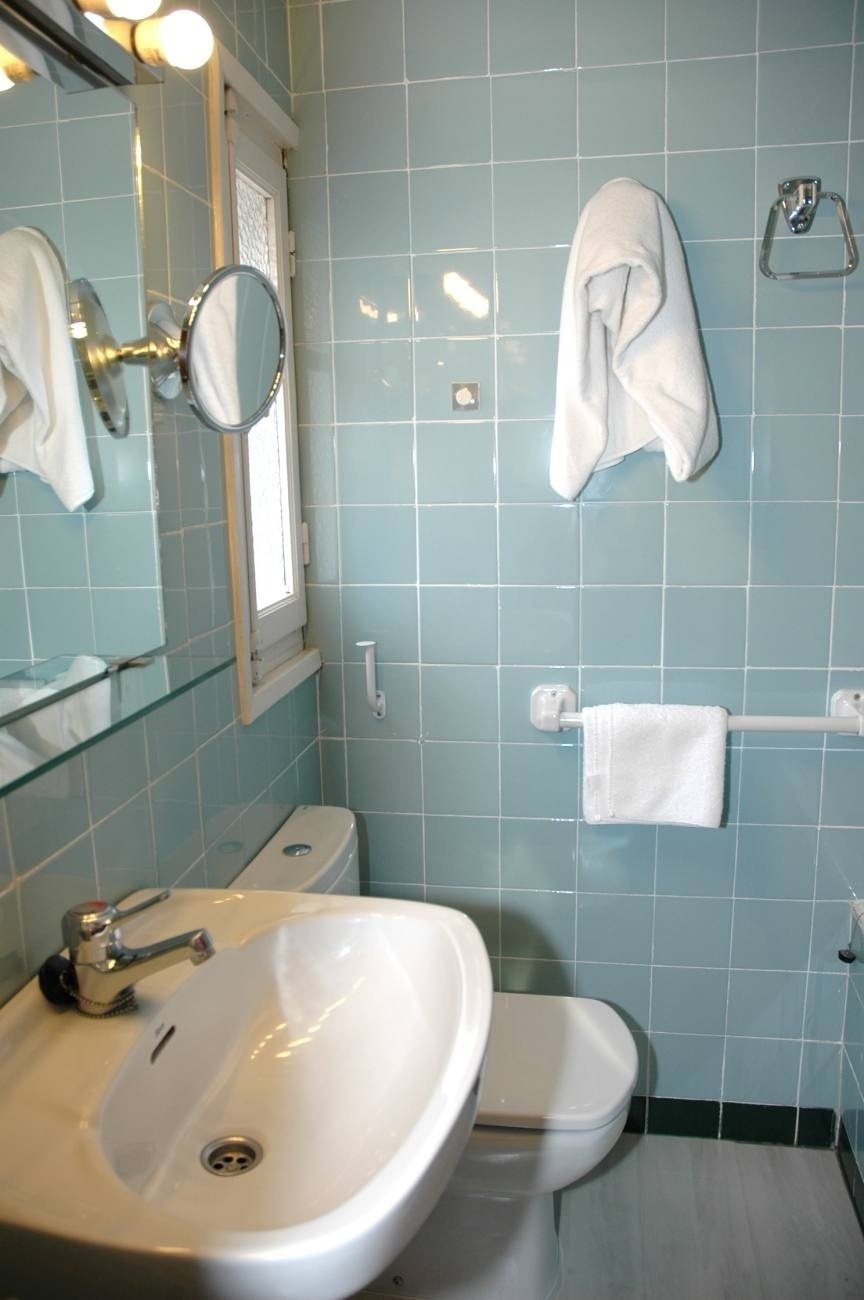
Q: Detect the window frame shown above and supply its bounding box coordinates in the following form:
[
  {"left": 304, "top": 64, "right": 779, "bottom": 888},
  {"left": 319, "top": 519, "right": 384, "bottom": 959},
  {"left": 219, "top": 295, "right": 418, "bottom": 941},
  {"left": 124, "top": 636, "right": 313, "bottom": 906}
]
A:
[{"left": 207, "top": 45, "right": 319, "bottom": 723}]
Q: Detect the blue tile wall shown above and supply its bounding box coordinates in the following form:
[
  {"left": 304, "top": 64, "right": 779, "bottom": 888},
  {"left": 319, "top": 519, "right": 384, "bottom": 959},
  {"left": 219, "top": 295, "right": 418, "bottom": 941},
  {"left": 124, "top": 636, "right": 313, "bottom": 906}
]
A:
[
  {"left": 290, "top": 0, "right": 864, "bottom": 1119},
  {"left": 0, "top": 668, "right": 320, "bottom": 995},
  {"left": 0, "top": 0, "right": 326, "bottom": 1007}
]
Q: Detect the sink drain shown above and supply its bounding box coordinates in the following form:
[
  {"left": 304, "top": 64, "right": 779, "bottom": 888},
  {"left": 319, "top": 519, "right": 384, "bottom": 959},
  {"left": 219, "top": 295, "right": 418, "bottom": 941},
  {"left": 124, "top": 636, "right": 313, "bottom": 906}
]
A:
[{"left": 201, "top": 1136, "right": 263, "bottom": 1177}]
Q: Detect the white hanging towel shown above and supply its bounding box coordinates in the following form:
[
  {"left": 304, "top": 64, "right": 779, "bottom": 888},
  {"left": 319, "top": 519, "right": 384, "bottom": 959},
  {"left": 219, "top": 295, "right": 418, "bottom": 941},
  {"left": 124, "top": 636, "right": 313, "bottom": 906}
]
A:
[
  {"left": 0, "top": 226, "right": 94, "bottom": 511},
  {"left": 550, "top": 177, "right": 719, "bottom": 500},
  {"left": 582, "top": 703, "right": 727, "bottom": 828}
]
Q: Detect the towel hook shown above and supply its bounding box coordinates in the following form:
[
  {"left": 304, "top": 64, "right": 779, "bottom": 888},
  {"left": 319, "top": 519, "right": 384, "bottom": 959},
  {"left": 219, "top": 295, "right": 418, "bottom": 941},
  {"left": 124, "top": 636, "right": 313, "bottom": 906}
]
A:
[
  {"left": 759, "top": 177, "right": 859, "bottom": 280},
  {"left": 356, "top": 641, "right": 385, "bottom": 719}
]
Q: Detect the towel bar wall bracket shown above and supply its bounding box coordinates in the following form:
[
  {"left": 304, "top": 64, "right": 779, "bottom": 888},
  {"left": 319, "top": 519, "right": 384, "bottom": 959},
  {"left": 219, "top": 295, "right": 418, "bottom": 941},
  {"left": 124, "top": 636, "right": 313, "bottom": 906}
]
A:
[
  {"left": 831, "top": 689, "right": 864, "bottom": 735},
  {"left": 759, "top": 177, "right": 859, "bottom": 280},
  {"left": 529, "top": 685, "right": 864, "bottom": 737}
]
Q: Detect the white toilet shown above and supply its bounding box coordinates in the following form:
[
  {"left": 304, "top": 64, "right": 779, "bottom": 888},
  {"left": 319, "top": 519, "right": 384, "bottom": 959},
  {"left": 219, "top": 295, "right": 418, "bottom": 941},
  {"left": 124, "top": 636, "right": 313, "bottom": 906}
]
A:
[{"left": 233, "top": 806, "right": 638, "bottom": 1300}]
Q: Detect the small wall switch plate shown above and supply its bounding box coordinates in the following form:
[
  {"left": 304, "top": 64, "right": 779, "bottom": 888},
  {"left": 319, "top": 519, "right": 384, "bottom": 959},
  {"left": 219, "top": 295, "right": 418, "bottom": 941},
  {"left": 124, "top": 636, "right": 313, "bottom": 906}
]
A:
[{"left": 452, "top": 381, "right": 479, "bottom": 411}]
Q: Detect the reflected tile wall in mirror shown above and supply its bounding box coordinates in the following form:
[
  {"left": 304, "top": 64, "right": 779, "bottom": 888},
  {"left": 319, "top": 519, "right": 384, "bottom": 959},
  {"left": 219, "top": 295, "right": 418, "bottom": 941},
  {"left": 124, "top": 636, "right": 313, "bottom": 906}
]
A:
[{"left": 0, "top": 80, "right": 163, "bottom": 675}]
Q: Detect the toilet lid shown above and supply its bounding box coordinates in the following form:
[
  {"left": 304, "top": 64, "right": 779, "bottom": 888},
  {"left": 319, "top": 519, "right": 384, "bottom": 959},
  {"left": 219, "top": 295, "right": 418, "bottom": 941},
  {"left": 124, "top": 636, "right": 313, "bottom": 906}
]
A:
[{"left": 476, "top": 994, "right": 638, "bottom": 1131}]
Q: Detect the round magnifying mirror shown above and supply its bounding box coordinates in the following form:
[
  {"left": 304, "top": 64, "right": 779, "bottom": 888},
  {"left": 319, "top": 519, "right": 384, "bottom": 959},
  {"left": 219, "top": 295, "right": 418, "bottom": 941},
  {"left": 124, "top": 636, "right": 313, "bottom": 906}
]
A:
[
  {"left": 82, "top": 266, "right": 288, "bottom": 435},
  {"left": 180, "top": 266, "right": 286, "bottom": 433}
]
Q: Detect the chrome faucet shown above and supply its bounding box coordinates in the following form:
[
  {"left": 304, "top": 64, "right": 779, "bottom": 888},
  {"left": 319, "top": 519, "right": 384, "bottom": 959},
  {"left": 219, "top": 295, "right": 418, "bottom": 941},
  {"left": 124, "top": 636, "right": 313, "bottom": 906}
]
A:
[{"left": 60, "top": 891, "right": 215, "bottom": 1017}]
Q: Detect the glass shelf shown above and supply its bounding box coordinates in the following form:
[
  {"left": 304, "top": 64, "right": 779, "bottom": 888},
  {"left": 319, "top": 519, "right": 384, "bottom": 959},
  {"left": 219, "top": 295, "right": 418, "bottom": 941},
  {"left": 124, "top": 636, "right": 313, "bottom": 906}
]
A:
[{"left": 0, "top": 651, "right": 233, "bottom": 797}]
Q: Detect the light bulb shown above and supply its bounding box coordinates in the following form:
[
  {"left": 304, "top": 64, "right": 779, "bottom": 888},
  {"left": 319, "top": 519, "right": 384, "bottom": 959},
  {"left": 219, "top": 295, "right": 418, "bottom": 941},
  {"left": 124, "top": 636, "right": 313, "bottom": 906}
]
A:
[
  {"left": 0, "top": 44, "right": 34, "bottom": 88},
  {"left": 106, "top": 0, "right": 161, "bottom": 16},
  {"left": 132, "top": 9, "right": 214, "bottom": 69},
  {"left": 76, "top": 0, "right": 161, "bottom": 19}
]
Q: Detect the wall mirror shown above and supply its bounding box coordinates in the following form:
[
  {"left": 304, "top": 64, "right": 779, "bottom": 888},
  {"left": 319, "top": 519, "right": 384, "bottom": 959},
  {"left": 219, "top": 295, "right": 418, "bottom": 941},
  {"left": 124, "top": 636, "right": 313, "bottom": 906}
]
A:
[
  {"left": 0, "top": 3, "right": 234, "bottom": 792},
  {"left": 0, "top": 69, "right": 164, "bottom": 689}
]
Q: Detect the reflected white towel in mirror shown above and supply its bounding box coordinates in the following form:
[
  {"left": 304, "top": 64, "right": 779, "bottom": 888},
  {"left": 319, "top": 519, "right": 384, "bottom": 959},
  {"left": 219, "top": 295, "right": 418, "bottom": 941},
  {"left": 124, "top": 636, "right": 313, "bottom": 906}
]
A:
[
  {"left": 189, "top": 271, "right": 241, "bottom": 428},
  {"left": 0, "top": 655, "right": 110, "bottom": 784},
  {"left": 0, "top": 226, "right": 94, "bottom": 510}
]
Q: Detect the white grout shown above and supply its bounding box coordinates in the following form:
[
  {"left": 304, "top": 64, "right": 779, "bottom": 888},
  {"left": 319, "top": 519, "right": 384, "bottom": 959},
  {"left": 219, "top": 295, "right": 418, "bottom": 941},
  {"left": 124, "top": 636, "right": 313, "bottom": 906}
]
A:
[{"left": 290, "top": 0, "right": 864, "bottom": 1120}]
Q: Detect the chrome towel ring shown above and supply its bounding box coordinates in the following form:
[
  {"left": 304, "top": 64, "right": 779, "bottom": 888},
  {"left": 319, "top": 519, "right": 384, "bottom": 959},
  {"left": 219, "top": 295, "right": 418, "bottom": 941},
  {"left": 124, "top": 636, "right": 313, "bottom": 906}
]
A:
[{"left": 759, "top": 176, "right": 859, "bottom": 280}]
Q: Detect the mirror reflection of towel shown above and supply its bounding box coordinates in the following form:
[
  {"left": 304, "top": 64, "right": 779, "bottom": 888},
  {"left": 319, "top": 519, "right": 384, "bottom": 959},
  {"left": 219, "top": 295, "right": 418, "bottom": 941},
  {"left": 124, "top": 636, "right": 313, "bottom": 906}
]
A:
[
  {"left": 190, "top": 274, "right": 242, "bottom": 428},
  {"left": 0, "top": 227, "right": 94, "bottom": 511},
  {"left": 0, "top": 656, "right": 111, "bottom": 784}
]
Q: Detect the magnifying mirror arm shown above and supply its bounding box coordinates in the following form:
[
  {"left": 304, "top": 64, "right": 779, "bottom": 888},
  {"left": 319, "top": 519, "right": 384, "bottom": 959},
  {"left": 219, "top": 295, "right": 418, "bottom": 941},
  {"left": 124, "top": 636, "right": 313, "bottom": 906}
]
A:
[
  {"left": 70, "top": 267, "right": 286, "bottom": 435},
  {"left": 116, "top": 303, "right": 182, "bottom": 399},
  {"left": 115, "top": 338, "right": 174, "bottom": 365}
]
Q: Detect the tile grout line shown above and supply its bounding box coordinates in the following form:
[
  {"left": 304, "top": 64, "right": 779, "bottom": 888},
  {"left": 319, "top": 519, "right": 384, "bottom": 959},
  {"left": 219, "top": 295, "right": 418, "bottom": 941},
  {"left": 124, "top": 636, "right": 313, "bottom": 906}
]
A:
[
  {"left": 644, "top": 0, "right": 672, "bottom": 1112},
  {"left": 572, "top": 0, "right": 582, "bottom": 1000},
  {"left": 313, "top": 0, "right": 350, "bottom": 810},
  {"left": 718, "top": 1, "right": 762, "bottom": 1131},
  {"left": 401, "top": 0, "right": 429, "bottom": 908},
  {"left": 485, "top": 0, "right": 505, "bottom": 977},
  {"left": 804, "top": 0, "right": 861, "bottom": 1141}
]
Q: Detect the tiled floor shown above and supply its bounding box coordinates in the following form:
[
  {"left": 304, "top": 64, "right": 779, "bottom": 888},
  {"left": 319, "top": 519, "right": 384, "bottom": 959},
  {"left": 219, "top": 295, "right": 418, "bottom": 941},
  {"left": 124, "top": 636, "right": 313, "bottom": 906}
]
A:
[
  {"left": 560, "top": 1134, "right": 864, "bottom": 1299},
  {"left": 360, "top": 1133, "right": 864, "bottom": 1299}
]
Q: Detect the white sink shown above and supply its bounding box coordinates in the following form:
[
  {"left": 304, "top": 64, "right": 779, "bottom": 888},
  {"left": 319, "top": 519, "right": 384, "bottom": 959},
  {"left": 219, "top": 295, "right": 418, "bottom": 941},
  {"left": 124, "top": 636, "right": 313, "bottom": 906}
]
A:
[{"left": 0, "top": 889, "right": 492, "bottom": 1299}]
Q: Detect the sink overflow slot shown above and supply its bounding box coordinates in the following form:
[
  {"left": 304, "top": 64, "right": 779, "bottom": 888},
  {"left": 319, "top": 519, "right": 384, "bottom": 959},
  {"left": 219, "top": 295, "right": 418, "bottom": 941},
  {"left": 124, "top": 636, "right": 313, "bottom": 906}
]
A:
[
  {"left": 201, "top": 1136, "right": 264, "bottom": 1177},
  {"left": 149, "top": 1024, "right": 176, "bottom": 1064}
]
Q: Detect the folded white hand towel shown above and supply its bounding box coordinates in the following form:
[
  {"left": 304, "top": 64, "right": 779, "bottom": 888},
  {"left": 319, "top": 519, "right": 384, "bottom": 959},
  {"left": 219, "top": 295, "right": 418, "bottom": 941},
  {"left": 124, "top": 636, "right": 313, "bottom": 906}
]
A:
[
  {"left": 0, "top": 226, "right": 94, "bottom": 511},
  {"left": 582, "top": 703, "right": 727, "bottom": 828},
  {"left": 550, "top": 177, "right": 719, "bottom": 500}
]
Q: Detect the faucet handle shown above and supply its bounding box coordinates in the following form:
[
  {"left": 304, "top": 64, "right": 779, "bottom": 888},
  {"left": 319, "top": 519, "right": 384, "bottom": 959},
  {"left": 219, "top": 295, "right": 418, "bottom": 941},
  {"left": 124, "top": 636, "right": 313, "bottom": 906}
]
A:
[
  {"left": 62, "top": 900, "right": 117, "bottom": 950},
  {"left": 61, "top": 891, "right": 171, "bottom": 950},
  {"left": 114, "top": 889, "right": 171, "bottom": 920}
]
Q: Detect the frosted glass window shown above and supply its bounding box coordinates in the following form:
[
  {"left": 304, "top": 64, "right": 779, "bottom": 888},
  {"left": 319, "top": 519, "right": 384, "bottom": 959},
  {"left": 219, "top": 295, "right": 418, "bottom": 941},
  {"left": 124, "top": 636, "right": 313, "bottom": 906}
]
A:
[{"left": 235, "top": 168, "right": 295, "bottom": 618}]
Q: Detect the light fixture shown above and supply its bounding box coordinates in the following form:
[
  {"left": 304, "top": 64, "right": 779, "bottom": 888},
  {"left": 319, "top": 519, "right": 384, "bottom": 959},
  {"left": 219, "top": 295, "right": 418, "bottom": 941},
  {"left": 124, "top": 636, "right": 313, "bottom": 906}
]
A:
[
  {"left": 130, "top": 8, "right": 214, "bottom": 69},
  {"left": 75, "top": 0, "right": 162, "bottom": 20},
  {"left": 0, "top": 43, "right": 35, "bottom": 91},
  {"left": 93, "top": 5, "right": 214, "bottom": 71}
]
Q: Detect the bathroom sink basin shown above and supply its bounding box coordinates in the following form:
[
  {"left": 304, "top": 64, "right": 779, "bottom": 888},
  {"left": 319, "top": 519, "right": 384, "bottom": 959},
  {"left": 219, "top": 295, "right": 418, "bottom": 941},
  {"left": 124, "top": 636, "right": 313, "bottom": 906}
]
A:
[{"left": 0, "top": 889, "right": 492, "bottom": 1300}]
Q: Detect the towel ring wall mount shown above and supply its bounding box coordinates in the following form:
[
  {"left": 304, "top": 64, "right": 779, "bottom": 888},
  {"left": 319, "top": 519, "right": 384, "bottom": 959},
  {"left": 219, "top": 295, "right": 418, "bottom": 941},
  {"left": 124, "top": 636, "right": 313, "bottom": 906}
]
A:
[
  {"left": 759, "top": 177, "right": 859, "bottom": 280},
  {"left": 69, "top": 265, "right": 287, "bottom": 436}
]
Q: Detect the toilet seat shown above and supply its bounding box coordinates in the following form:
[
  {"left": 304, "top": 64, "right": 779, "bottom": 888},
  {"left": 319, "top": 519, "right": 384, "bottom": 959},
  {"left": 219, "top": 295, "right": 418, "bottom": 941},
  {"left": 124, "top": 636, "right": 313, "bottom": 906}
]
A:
[{"left": 477, "top": 993, "right": 638, "bottom": 1131}]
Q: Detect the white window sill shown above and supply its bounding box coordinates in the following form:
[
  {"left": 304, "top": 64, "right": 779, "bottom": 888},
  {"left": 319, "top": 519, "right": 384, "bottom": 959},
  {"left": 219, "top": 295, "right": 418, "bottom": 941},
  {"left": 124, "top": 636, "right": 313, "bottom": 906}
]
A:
[{"left": 241, "top": 646, "right": 321, "bottom": 724}]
